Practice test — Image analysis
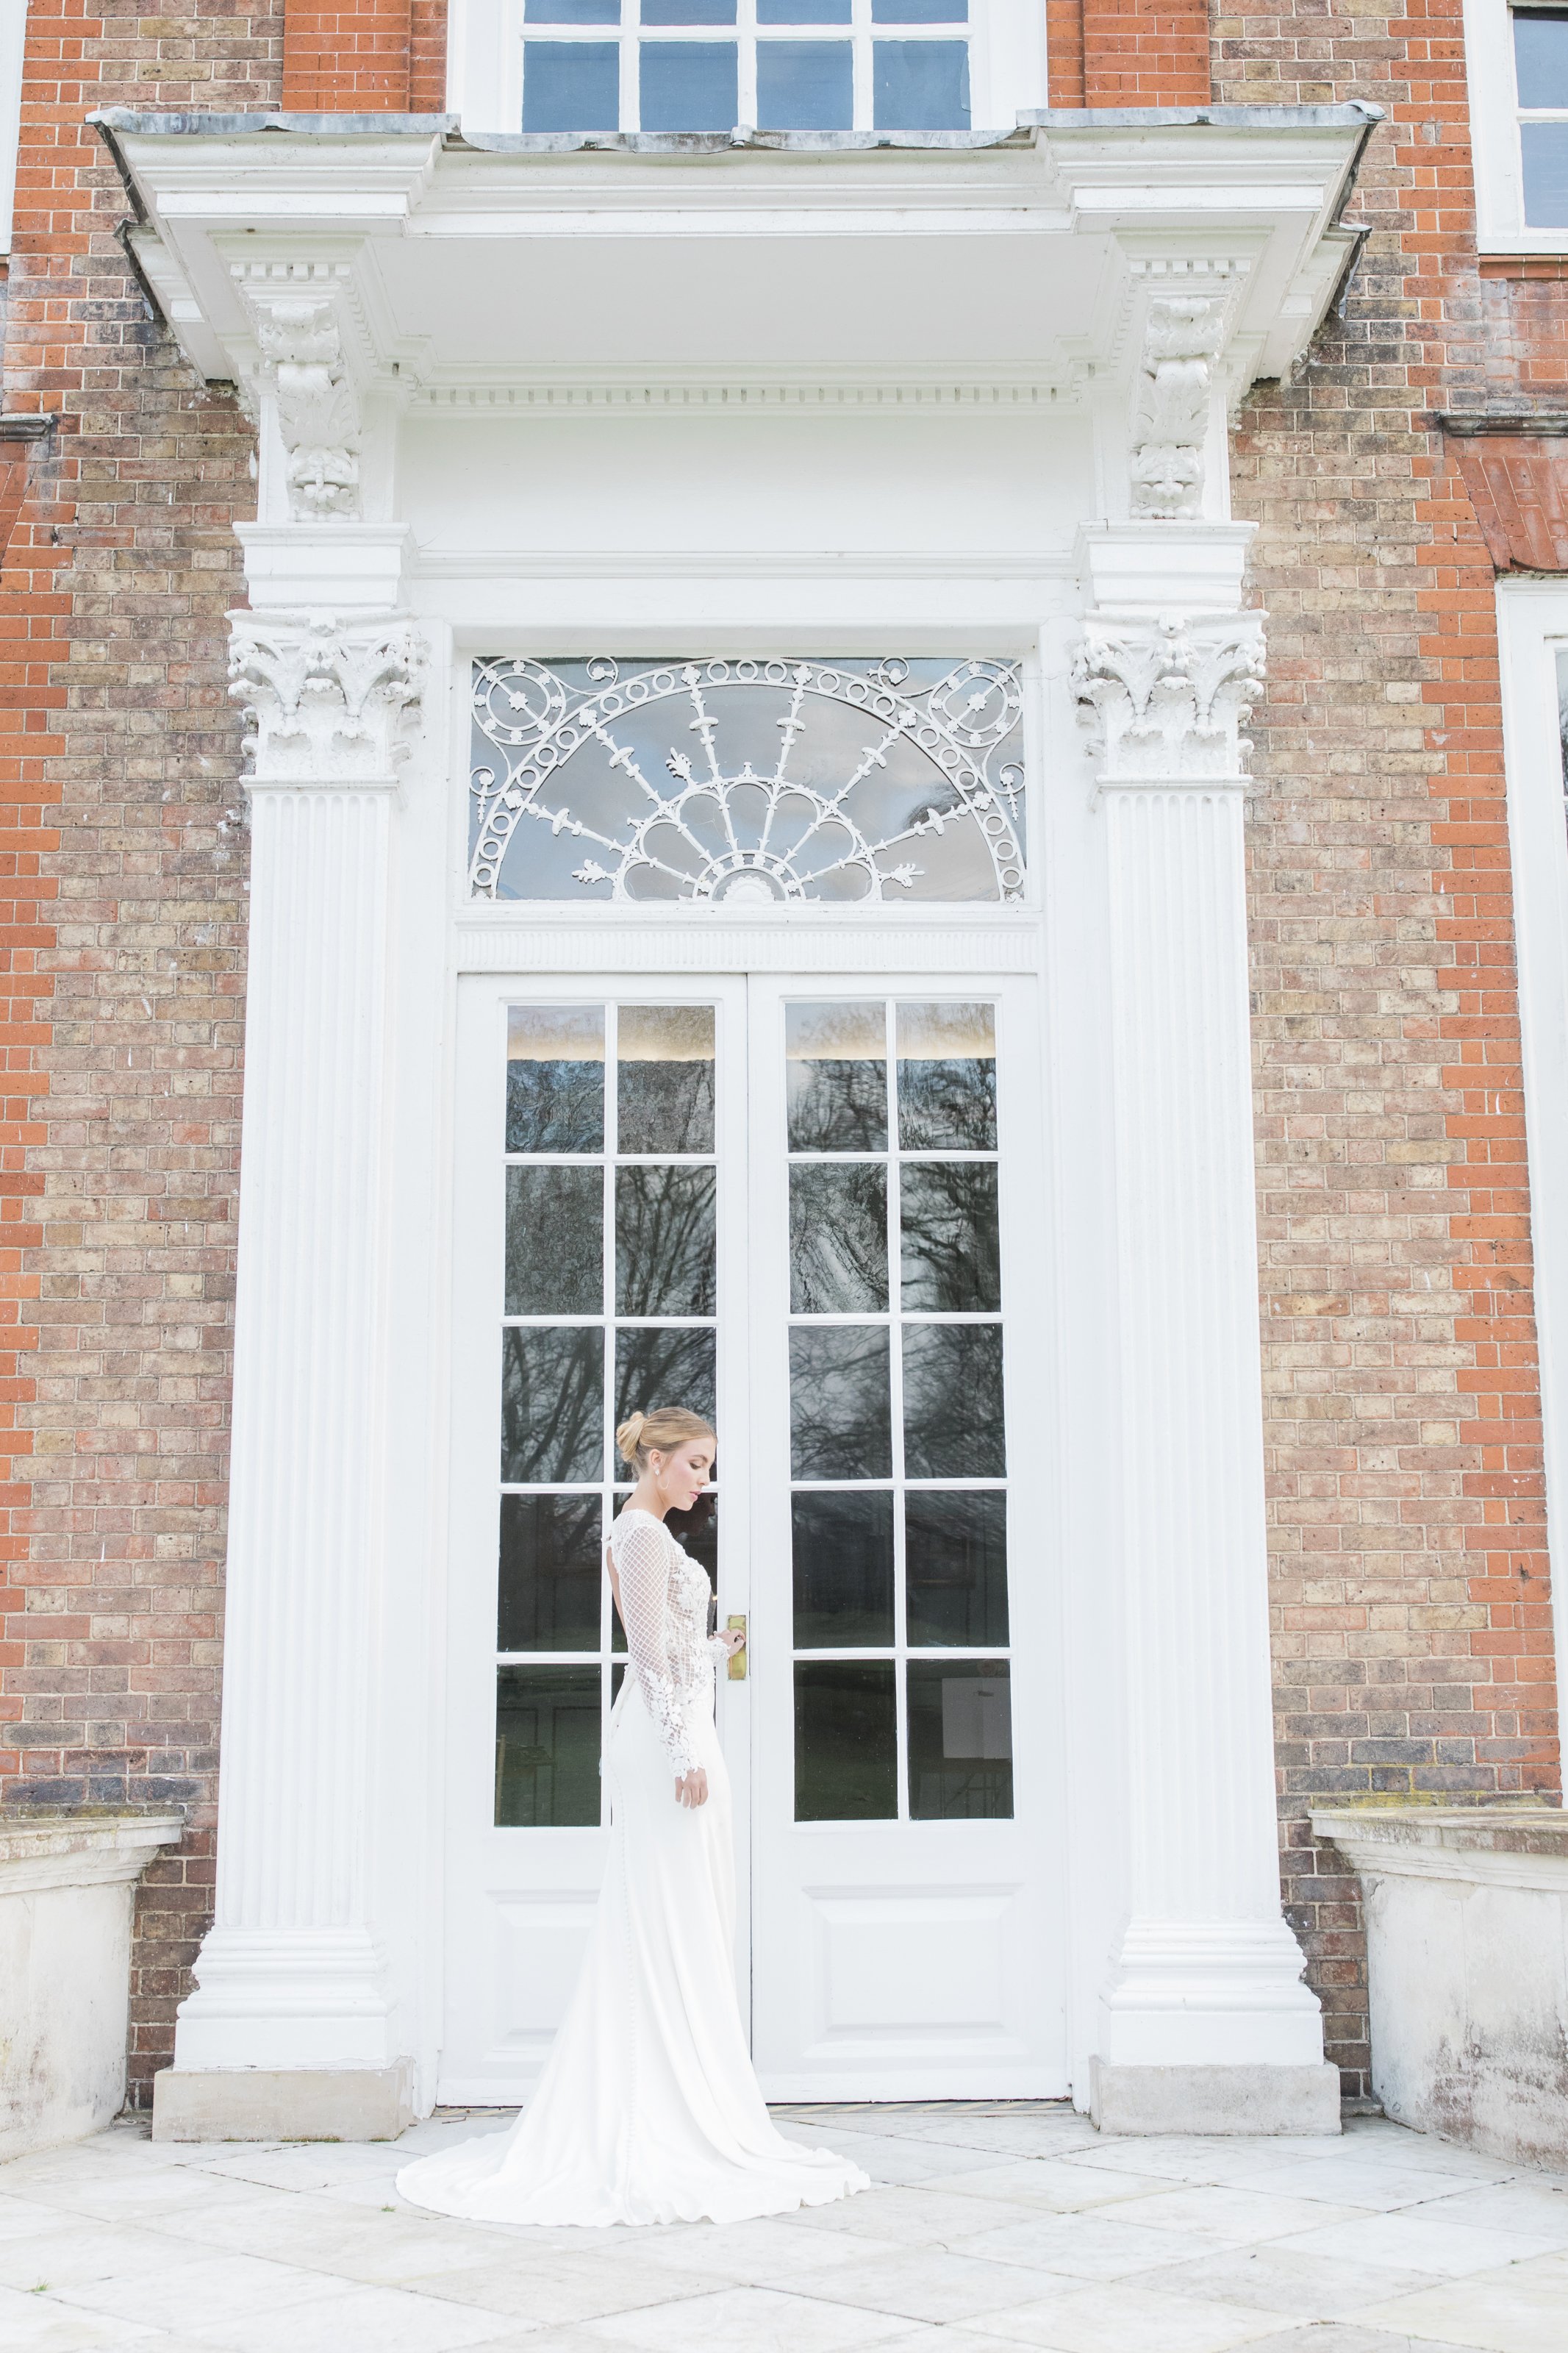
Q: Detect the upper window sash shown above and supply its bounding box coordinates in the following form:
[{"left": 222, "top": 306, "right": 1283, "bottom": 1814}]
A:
[
  {"left": 0, "top": 0, "right": 26, "bottom": 258},
  {"left": 1465, "top": 0, "right": 1568, "bottom": 249}
]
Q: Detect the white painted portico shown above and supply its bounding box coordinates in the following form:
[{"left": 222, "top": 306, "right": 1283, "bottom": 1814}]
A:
[{"left": 97, "top": 101, "right": 1375, "bottom": 2141}]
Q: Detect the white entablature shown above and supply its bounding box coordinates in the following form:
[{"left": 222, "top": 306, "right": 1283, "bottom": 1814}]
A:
[{"left": 101, "top": 107, "right": 1373, "bottom": 492}]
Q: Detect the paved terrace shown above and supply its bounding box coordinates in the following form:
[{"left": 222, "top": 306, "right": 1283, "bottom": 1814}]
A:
[{"left": 1, "top": 2104, "right": 1564, "bottom": 2353}]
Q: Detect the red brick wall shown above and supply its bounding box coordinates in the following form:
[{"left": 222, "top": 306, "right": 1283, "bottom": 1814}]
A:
[
  {"left": 282, "top": 0, "right": 448, "bottom": 113},
  {"left": 1217, "top": 0, "right": 1565, "bottom": 2093},
  {"left": 1082, "top": 0, "right": 1212, "bottom": 107},
  {"left": 0, "top": 0, "right": 281, "bottom": 2104}
]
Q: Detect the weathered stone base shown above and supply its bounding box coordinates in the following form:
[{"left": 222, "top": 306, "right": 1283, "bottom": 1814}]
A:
[
  {"left": 1089, "top": 2057, "right": 1342, "bottom": 2136},
  {"left": 151, "top": 2063, "right": 415, "bottom": 2143}
]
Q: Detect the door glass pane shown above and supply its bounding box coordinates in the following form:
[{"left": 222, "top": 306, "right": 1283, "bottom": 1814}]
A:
[
  {"left": 907, "top": 1659, "right": 1012, "bottom": 1819},
  {"left": 905, "top": 1490, "right": 1008, "bottom": 1647},
  {"left": 616, "top": 1324, "right": 717, "bottom": 1433},
  {"left": 617, "top": 1005, "right": 716, "bottom": 1154},
  {"left": 790, "top": 1326, "right": 892, "bottom": 1477},
  {"left": 903, "top": 1322, "right": 1004, "bottom": 1478},
  {"left": 793, "top": 1490, "right": 895, "bottom": 1646},
  {"left": 787, "top": 1001, "right": 887, "bottom": 1150},
  {"left": 501, "top": 1327, "right": 604, "bottom": 1482},
  {"left": 795, "top": 1662, "right": 897, "bottom": 1820},
  {"left": 897, "top": 1001, "right": 996, "bottom": 1149},
  {"left": 790, "top": 1163, "right": 888, "bottom": 1313},
  {"left": 666, "top": 1493, "right": 720, "bottom": 1588},
  {"left": 506, "top": 1164, "right": 603, "bottom": 1317},
  {"left": 899, "top": 1162, "right": 999, "bottom": 1313},
  {"left": 615, "top": 1165, "right": 716, "bottom": 1315},
  {"left": 507, "top": 1006, "right": 604, "bottom": 1152},
  {"left": 498, "top": 1493, "right": 603, "bottom": 1652},
  {"left": 495, "top": 1665, "right": 604, "bottom": 1825}
]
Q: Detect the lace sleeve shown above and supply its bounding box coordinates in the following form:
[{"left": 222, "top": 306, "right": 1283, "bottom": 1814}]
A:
[{"left": 612, "top": 1515, "right": 698, "bottom": 1778}]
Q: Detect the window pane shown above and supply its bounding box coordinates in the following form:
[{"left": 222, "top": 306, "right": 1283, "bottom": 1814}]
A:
[
  {"left": 900, "top": 1162, "right": 1000, "bottom": 1313},
  {"left": 795, "top": 1661, "right": 897, "bottom": 1819},
  {"left": 793, "top": 1490, "right": 895, "bottom": 1646},
  {"left": 758, "top": 40, "right": 853, "bottom": 129},
  {"left": 617, "top": 1004, "right": 715, "bottom": 1154},
  {"left": 1515, "top": 10, "right": 1568, "bottom": 107},
  {"left": 526, "top": 0, "right": 617, "bottom": 18},
  {"left": 501, "top": 1327, "right": 604, "bottom": 1482},
  {"left": 906, "top": 1490, "right": 1008, "bottom": 1647},
  {"left": 523, "top": 41, "right": 620, "bottom": 131},
  {"left": 903, "top": 1323, "right": 1004, "bottom": 1477},
  {"left": 615, "top": 1325, "right": 717, "bottom": 1435},
  {"left": 508, "top": 1006, "right": 605, "bottom": 1152},
  {"left": 787, "top": 1001, "right": 887, "bottom": 1150},
  {"left": 791, "top": 1326, "right": 892, "bottom": 1478},
  {"left": 908, "top": 1659, "right": 1012, "bottom": 1819},
  {"left": 640, "top": 41, "right": 738, "bottom": 130},
  {"left": 897, "top": 1001, "right": 996, "bottom": 1149},
  {"left": 873, "top": 38, "right": 969, "bottom": 130},
  {"left": 506, "top": 1164, "right": 603, "bottom": 1317},
  {"left": 615, "top": 1165, "right": 716, "bottom": 1315},
  {"left": 873, "top": 0, "right": 966, "bottom": 15},
  {"left": 665, "top": 1492, "right": 719, "bottom": 1588},
  {"left": 644, "top": 0, "right": 734, "bottom": 17},
  {"left": 1522, "top": 121, "right": 1568, "bottom": 224},
  {"left": 790, "top": 1163, "right": 888, "bottom": 1313},
  {"left": 495, "top": 1665, "right": 602, "bottom": 1826},
  {"left": 759, "top": 0, "right": 851, "bottom": 18},
  {"left": 498, "top": 1493, "right": 602, "bottom": 1652}
]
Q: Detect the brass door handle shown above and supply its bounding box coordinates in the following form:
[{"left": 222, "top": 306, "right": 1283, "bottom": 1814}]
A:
[{"left": 726, "top": 1615, "right": 748, "bottom": 1681}]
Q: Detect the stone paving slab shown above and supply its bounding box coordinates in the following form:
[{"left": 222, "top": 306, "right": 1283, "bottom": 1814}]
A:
[{"left": 2, "top": 2106, "right": 1566, "bottom": 2352}]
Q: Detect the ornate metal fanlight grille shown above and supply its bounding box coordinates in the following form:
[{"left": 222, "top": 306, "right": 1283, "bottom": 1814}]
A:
[{"left": 469, "top": 657, "right": 1026, "bottom": 904}]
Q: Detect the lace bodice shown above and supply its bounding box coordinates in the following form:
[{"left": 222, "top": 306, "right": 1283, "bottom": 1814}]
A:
[{"left": 609, "top": 1509, "right": 728, "bottom": 1778}]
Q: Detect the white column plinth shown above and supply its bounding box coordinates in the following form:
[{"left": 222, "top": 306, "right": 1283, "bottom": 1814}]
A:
[
  {"left": 157, "top": 614, "right": 423, "bottom": 2142},
  {"left": 1075, "top": 531, "right": 1337, "bottom": 2135}
]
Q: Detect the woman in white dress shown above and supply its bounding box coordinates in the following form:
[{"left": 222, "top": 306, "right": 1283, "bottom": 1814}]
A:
[{"left": 398, "top": 1405, "right": 870, "bottom": 2228}]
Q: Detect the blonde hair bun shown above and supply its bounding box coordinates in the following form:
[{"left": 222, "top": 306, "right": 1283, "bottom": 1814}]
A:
[{"left": 616, "top": 1404, "right": 715, "bottom": 1468}]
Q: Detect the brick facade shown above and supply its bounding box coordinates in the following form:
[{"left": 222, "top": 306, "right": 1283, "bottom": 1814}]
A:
[{"left": 0, "top": 1, "right": 1563, "bottom": 2108}]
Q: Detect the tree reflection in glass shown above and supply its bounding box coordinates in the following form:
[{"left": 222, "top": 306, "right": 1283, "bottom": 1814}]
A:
[
  {"left": 790, "top": 1163, "right": 888, "bottom": 1313},
  {"left": 902, "top": 1322, "right": 1004, "bottom": 1478},
  {"left": 787, "top": 1000, "right": 887, "bottom": 1150},
  {"left": 615, "top": 1325, "right": 717, "bottom": 1435},
  {"left": 618, "top": 1004, "right": 716, "bottom": 1154},
  {"left": 905, "top": 1490, "right": 1008, "bottom": 1647},
  {"left": 896, "top": 1001, "right": 995, "bottom": 1151},
  {"left": 498, "top": 1493, "right": 603, "bottom": 1652},
  {"left": 899, "top": 1161, "right": 999, "bottom": 1313},
  {"left": 615, "top": 1165, "right": 716, "bottom": 1316},
  {"left": 507, "top": 1004, "right": 605, "bottom": 1152},
  {"left": 790, "top": 1326, "right": 892, "bottom": 1477},
  {"left": 501, "top": 1326, "right": 604, "bottom": 1482},
  {"left": 506, "top": 1164, "right": 603, "bottom": 1316}
]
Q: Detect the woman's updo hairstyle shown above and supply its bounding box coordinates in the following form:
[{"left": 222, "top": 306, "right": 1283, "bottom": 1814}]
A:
[{"left": 616, "top": 1404, "right": 715, "bottom": 1470}]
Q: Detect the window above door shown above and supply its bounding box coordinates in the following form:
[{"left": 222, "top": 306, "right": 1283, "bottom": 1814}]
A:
[{"left": 468, "top": 656, "right": 1027, "bottom": 904}]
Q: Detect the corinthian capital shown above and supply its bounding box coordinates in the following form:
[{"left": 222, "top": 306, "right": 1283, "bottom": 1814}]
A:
[
  {"left": 1073, "top": 611, "right": 1265, "bottom": 788},
  {"left": 229, "top": 613, "right": 423, "bottom": 785}
]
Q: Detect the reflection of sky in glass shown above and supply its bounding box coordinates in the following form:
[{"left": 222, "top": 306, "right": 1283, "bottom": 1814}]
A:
[
  {"left": 472, "top": 657, "right": 1024, "bottom": 904},
  {"left": 1558, "top": 651, "right": 1568, "bottom": 813}
]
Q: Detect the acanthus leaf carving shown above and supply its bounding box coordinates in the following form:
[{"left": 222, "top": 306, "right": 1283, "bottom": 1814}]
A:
[
  {"left": 229, "top": 613, "right": 423, "bottom": 785},
  {"left": 1130, "top": 297, "right": 1226, "bottom": 522},
  {"left": 254, "top": 297, "right": 362, "bottom": 521},
  {"left": 1073, "top": 612, "right": 1265, "bottom": 787}
]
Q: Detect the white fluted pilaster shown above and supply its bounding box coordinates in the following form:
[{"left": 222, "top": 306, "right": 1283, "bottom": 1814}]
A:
[{"left": 170, "top": 614, "right": 420, "bottom": 2081}]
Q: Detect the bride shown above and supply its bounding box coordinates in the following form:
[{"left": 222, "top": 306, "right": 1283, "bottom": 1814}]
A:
[{"left": 398, "top": 1404, "right": 870, "bottom": 2227}]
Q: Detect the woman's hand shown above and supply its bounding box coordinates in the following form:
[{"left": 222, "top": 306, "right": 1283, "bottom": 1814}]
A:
[
  {"left": 676, "top": 1767, "right": 709, "bottom": 1809},
  {"left": 715, "top": 1627, "right": 745, "bottom": 1659}
]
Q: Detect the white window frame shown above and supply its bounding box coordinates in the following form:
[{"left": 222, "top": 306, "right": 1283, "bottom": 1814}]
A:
[
  {"left": 446, "top": 0, "right": 1044, "bottom": 135},
  {"left": 1496, "top": 576, "right": 1568, "bottom": 1727},
  {"left": 1464, "top": 0, "right": 1568, "bottom": 251},
  {"left": 0, "top": 0, "right": 26, "bottom": 259}
]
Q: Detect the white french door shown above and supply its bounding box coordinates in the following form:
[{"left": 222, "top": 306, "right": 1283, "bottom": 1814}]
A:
[{"left": 438, "top": 968, "right": 1064, "bottom": 2102}]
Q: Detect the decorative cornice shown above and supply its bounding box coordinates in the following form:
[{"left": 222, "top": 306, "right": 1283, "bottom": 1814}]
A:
[
  {"left": 229, "top": 612, "right": 423, "bottom": 785},
  {"left": 1073, "top": 610, "right": 1265, "bottom": 788},
  {"left": 237, "top": 280, "right": 362, "bottom": 521},
  {"left": 1130, "top": 296, "right": 1226, "bottom": 521}
]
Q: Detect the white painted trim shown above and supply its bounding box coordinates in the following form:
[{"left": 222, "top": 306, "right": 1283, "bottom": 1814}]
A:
[
  {"left": 0, "top": 0, "right": 24, "bottom": 257},
  {"left": 1494, "top": 577, "right": 1568, "bottom": 1754},
  {"left": 1314, "top": 1805, "right": 1568, "bottom": 1895},
  {"left": 0, "top": 1814, "right": 183, "bottom": 1898}
]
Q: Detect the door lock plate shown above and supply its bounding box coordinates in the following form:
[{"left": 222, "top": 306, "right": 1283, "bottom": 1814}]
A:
[{"left": 726, "top": 1614, "right": 748, "bottom": 1681}]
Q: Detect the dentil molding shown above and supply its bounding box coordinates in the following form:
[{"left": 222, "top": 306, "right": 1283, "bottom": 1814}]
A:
[
  {"left": 229, "top": 611, "right": 424, "bottom": 785},
  {"left": 1073, "top": 610, "right": 1265, "bottom": 788}
]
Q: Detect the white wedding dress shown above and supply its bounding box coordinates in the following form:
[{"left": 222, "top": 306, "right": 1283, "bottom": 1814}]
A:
[{"left": 397, "top": 1507, "right": 870, "bottom": 2227}]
